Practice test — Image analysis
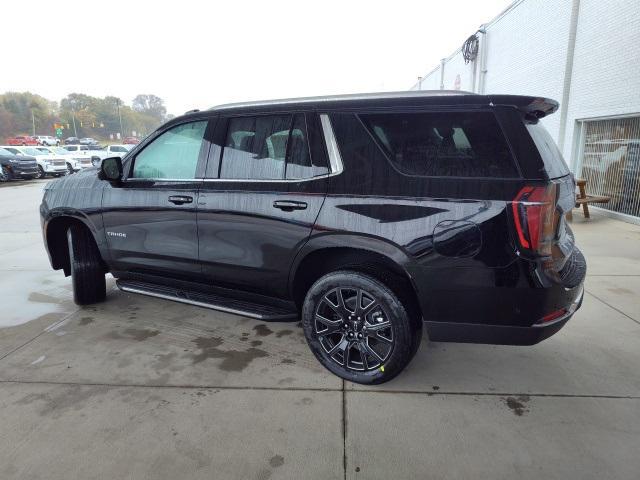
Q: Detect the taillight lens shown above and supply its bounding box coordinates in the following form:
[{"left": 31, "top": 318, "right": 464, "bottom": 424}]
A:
[{"left": 511, "top": 184, "right": 557, "bottom": 256}]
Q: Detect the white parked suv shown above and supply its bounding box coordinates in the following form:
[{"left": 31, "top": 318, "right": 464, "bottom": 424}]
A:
[
  {"left": 91, "top": 144, "right": 133, "bottom": 166},
  {"left": 37, "top": 146, "right": 94, "bottom": 174},
  {"left": 1, "top": 146, "right": 68, "bottom": 178},
  {"left": 64, "top": 144, "right": 132, "bottom": 166},
  {"left": 35, "top": 135, "right": 60, "bottom": 146}
]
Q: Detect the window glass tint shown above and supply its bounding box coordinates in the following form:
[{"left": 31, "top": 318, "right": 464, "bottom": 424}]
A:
[
  {"left": 526, "top": 123, "right": 570, "bottom": 179},
  {"left": 221, "top": 115, "right": 291, "bottom": 180},
  {"left": 132, "top": 121, "right": 206, "bottom": 179},
  {"left": 285, "top": 114, "right": 314, "bottom": 180},
  {"left": 360, "top": 112, "right": 518, "bottom": 178}
]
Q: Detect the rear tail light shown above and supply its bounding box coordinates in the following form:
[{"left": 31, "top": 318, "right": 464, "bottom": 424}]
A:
[{"left": 511, "top": 184, "right": 558, "bottom": 256}]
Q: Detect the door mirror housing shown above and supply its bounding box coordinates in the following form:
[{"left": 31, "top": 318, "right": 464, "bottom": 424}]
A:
[{"left": 99, "top": 156, "right": 123, "bottom": 182}]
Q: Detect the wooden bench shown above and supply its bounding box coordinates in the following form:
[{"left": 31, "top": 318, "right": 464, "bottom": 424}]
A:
[{"left": 569, "top": 178, "right": 611, "bottom": 220}]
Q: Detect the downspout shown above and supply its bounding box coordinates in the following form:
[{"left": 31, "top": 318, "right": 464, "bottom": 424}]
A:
[
  {"left": 439, "top": 58, "right": 446, "bottom": 90},
  {"left": 557, "top": 0, "right": 581, "bottom": 152},
  {"left": 477, "top": 28, "right": 488, "bottom": 94}
]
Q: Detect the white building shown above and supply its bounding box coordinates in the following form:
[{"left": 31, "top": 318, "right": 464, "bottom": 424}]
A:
[{"left": 412, "top": 0, "right": 640, "bottom": 223}]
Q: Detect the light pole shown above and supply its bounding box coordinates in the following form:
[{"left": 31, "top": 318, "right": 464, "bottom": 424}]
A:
[
  {"left": 72, "top": 112, "right": 78, "bottom": 137},
  {"left": 116, "top": 99, "right": 123, "bottom": 139},
  {"left": 31, "top": 110, "right": 36, "bottom": 136}
]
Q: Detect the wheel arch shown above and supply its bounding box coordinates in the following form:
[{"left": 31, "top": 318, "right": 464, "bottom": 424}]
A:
[
  {"left": 44, "top": 212, "right": 106, "bottom": 276},
  {"left": 289, "top": 235, "right": 424, "bottom": 325}
]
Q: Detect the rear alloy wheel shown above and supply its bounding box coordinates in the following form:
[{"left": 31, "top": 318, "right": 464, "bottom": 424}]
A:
[
  {"left": 67, "top": 224, "right": 106, "bottom": 305},
  {"left": 0, "top": 166, "right": 11, "bottom": 182},
  {"left": 302, "top": 271, "right": 419, "bottom": 384},
  {"left": 35, "top": 165, "right": 45, "bottom": 179}
]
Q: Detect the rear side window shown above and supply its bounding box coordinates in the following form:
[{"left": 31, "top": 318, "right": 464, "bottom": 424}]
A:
[
  {"left": 285, "top": 114, "right": 313, "bottom": 180},
  {"left": 219, "top": 113, "right": 320, "bottom": 181},
  {"left": 221, "top": 115, "right": 291, "bottom": 180},
  {"left": 360, "top": 111, "right": 519, "bottom": 178},
  {"left": 526, "top": 123, "right": 570, "bottom": 179}
]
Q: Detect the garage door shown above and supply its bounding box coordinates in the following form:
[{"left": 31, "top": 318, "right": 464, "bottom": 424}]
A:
[{"left": 577, "top": 116, "right": 640, "bottom": 220}]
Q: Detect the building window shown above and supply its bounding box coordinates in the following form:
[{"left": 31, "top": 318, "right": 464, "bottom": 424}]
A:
[{"left": 579, "top": 116, "right": 640, "bottom": 219}]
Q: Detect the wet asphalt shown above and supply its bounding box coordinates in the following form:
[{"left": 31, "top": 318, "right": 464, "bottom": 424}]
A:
[{"left": 1, "top": 179, "right": 639, "bottom": 479}]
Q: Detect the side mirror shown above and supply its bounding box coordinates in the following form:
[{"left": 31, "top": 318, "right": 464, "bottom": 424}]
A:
[{"left": 99, "top": 156, "right": 123, "bottom": 181}]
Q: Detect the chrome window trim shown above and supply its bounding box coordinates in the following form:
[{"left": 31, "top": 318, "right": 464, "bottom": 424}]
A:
[
  {"left": 319, "top": 114, "right": 344, "bottom": 175},
  {"left": 123, "top": 173, "right": 340, "bottom": 184},
  {"left": 123, "top": 177, "right": 201, "bottom": 183}
]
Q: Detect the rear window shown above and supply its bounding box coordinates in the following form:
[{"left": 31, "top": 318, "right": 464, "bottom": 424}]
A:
[
  {"left": 360, "top": 111, "right": 519, "bottom": 178},
  {"left": 526, "top": 123, "right": 570, "bottom": 179}
]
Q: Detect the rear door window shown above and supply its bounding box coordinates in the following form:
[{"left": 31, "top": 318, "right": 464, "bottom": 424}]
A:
[
  {"left": 285, "top": 113, "right": 315, "bottom": 180},
  {"left": 360, "top": 111, "right": 519, "bottom": 178},
  {"left": 220, "top": 115, "right": 291, "bottom": 180}
]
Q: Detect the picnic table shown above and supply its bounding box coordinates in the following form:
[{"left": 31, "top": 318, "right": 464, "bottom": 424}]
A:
[{"left": 567, "top": 178, "right": 611, "bottom": 220}]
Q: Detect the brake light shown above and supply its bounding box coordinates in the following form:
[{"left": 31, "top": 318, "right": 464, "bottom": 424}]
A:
[{"left": 511, "top": 184, "right": 557, "bottom": 256}]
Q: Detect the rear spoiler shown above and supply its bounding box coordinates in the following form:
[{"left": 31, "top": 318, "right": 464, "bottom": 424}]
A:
[{"left": 488, "top": 95, "right": 559, "bottom": 122}]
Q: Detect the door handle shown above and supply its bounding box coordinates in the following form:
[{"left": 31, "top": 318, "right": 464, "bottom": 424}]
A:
[
  {"left": 273, "top": 200, "right": 308, "bottom": 211},
  {"left": 168, "top": 195, "right": 193, "bottom": 205}
]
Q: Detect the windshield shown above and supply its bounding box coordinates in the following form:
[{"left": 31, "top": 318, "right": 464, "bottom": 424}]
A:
[
  {"left": 0, "top": 148, "right": 13, "bottom": 155},
  {"left": 526, "top": 123, "right": 571, "bottom": 179},
  {"left": 51, "top": 147, "right": 69, "bottom": 155},
  {"left": 23, "top": 148, "right": 43, "bottom": 156},
  {"left": 36, "top": 147, "right": 50, "bottom": 153},
  {"left": 111, "top": 146, "right": 127, "bottom": 152}
]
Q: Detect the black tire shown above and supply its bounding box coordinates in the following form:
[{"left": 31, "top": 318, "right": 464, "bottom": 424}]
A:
[
  {"left": 0, "top": 166, "right": 11, "bottom": 182},
  {"left": 67, "top": 225, "right": 106, "bottom": 305},
  {"left": 302, "top": 271, "right": 420, "bottom": 385},
  {"left": 35, "top": 165, "right": 45, "bottom": 179},
  {"left": 66, "top": 163, "right": 74, "bottom": 175}
]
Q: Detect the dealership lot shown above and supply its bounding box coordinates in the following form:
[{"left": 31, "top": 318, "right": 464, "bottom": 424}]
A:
[{"left": 1, "top": 179, "right": 639, "bottom": 479}]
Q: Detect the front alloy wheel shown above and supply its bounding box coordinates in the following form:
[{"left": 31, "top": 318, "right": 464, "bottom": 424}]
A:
[
  {"left": 35, "top": 165, "right": 45, "bottom": 179},
  {"left": 66, "top": 163, "right": 74, "bottom": 175}
]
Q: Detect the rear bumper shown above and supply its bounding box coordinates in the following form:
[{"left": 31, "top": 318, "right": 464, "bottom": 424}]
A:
[{"left": 425, "top": 286, "right": 584, "bottom": 345}]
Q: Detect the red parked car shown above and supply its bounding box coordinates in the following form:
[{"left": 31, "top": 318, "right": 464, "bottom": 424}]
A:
[
  {"left": 6, "top": 135, "right": 39, "bottom": 146},
  {"left": 122, "top": 136, "right": 140, "bottom": 145}
]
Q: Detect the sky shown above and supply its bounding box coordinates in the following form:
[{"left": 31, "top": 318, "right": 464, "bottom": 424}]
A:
[{"left": 1, "top": 0, "right": 512, "bottom": 116}]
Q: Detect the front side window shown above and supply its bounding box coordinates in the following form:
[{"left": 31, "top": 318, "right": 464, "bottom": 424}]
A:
[
  {"left": 132, "top": 121, "right": 207, "bottom": 179},
  {"left": 360, "top": 111, "right": 518, "bottom": 178}
]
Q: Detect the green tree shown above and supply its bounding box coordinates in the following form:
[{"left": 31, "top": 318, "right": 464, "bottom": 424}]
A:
[{"left": 132, "top": 94, "right": 167, "bottom": 123}]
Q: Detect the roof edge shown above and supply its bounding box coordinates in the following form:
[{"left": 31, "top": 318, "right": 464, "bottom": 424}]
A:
[{"left": 209, "top": 90, "right": 478, "bottom": 111}]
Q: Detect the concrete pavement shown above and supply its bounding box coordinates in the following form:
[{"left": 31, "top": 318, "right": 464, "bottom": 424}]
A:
[{"left": 1, "top": 179, "right": 639, "bottom": 479}]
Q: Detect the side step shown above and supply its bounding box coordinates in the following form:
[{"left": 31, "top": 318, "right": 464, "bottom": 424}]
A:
[{"left": 116, "top": 280, "right": 298, "bottom": 321}]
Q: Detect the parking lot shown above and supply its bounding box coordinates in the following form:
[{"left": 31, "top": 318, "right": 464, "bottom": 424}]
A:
[{"left": 1, "top": 178, "right": 639, "bottom": 479}]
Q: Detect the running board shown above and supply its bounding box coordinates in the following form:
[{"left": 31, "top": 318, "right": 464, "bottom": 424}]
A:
[{"left": 116, "top": 280, "right": 298, "bottom": 321}]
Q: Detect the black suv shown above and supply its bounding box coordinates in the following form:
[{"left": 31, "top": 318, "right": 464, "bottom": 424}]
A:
[{"left": 40, "top": 91, "right": 585, "bottom": 384}]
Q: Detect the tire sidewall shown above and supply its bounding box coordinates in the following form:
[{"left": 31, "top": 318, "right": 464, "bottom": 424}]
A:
[
  {"left": 302, "top": 271, "right": 415, "bottom": 385},
  {"left": 0, "top": 166, "right": 10, "bottom": 182},
  {"left": 66, "top": 228, "right": 78, "bottom": 294}
]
